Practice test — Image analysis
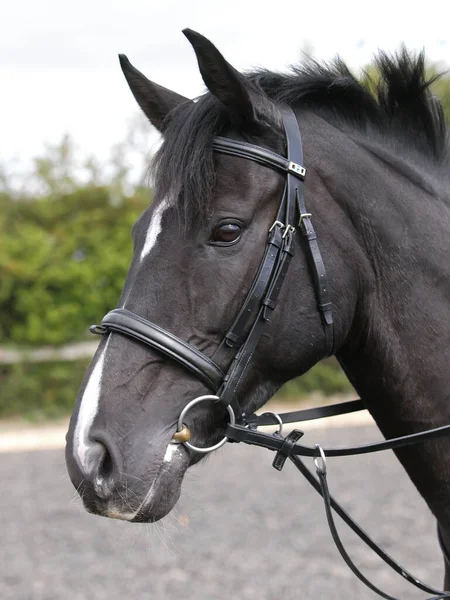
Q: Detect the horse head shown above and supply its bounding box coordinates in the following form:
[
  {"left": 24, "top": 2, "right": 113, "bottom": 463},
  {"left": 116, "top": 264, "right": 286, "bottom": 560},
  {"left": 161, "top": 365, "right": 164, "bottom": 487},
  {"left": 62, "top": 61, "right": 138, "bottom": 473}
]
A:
[{"left": 65, "top": 30, "right": 359, "bottom": 522}]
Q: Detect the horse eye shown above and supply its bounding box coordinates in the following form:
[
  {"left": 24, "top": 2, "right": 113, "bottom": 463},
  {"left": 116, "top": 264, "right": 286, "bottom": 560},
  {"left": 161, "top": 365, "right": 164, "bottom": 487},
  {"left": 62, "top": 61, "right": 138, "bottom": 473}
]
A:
[{"left": 210, "top": 222, "right": 242, "bottom": 244}]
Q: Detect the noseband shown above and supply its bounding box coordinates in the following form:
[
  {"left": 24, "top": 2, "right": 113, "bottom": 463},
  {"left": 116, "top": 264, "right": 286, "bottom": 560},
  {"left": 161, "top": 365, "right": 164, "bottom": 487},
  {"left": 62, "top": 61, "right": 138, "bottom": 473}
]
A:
[{"left": 91, "top": 106, "right": 333, "bottom": 431}]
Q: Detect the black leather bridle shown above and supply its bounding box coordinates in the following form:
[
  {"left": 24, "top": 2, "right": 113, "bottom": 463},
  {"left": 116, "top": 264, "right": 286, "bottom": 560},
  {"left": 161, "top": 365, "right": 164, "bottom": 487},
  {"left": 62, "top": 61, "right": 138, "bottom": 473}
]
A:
[
  {"left": 91, "top": 106, "right": 333, "bottom": 422},
  {"left": 91, "top": 106, "right": 450, "bottom": 599}
]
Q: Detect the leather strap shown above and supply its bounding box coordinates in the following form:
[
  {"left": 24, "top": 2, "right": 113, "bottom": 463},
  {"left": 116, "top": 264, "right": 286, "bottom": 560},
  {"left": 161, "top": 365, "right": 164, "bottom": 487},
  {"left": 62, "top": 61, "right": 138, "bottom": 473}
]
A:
[
  {"left": 272, "top": 429, "right": 304, "bottom": 471},
  {"left": 297, "top": 189, "right": 334, "bottom": 354},
  {"left": 91, "top": 308, "right": 224, "bottom": 391},
  {"left": 223, "top": 219, "right": 285, "bottom": 348},
  {"left": 305, "top": 458, "right": 450, "bottom": 599},
  {"left": 261, "top": 226, "right": 295, "bottom": 321},
  {"left": 212, "top": 137, "right": 306, "bottom": 181},
  {"left": 215, "top": 107, "right": 321, "bottom": 413},
  {"left": 247, "top": 398, "right": 365, "bottom": 427},
  {"left": 281, "top": 106, "right": 334, "bottom": 354},
  {"left": 226, "top": 421, "right": 450, "bottom": 457}
]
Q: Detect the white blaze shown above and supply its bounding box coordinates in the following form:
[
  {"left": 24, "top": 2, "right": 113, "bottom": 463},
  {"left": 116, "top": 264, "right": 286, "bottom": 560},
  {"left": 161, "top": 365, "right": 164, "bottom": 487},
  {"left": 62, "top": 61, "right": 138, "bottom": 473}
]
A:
[
  {"left": 73, "top": 339, "right": 109, "bottom": 468},
  {"left": 140, "top": 198, "right": 168, "bottom": 262},
  {"left": 72, "top": 198, "right": 170, "bottom": 513}
]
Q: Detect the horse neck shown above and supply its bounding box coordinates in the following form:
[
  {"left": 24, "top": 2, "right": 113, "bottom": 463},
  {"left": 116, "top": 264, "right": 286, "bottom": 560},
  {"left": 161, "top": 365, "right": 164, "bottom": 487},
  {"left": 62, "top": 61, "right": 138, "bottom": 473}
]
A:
[
  {"left": 311, "top": 120, "right": 450, "bottom": 526},
  {"left": 329, "top": 142, "right": 450, "bottom": 433}
]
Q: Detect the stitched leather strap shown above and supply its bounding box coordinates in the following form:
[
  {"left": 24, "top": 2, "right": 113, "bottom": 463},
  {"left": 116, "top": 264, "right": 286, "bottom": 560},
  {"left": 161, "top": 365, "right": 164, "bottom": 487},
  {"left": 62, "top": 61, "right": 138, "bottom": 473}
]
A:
[
  {"left": 297, "top": 189, "right": 334, "bottom": 353},
  {"left": 246, "top": 398, "right": 365, "bottom": 427},
  {"left": 281, "top": 106, "right": 334, "bottom": 354},
  {"left": 223, "top": 220, "right": 285, "bottom": 348},
  {"left": 213, "top": 137, "right": 306, "bottom": 181},
  {"left": 261, "top": 226, "right": 295, "bottom": 321},
  {"left": 272, "top": 429, "right": 304, "bottom": 471},
  {"left": 91, "top": 308, "right": 224, "bottom": 391},
  {"left": 226, "top": 421, "right": 450, "bottom": 457}
]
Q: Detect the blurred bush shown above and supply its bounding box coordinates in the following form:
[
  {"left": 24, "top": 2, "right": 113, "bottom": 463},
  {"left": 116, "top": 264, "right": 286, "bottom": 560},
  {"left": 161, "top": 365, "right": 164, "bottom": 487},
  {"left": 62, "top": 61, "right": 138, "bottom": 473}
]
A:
[
  {"left": 276, "top": 358, "right": 352, "bottom": 399},
  {"left": 0, "top": 357, "right": 352, "bottom": 421},
  {"left": 0, "top": 359, "right": 91, "bottom": 420},
  {"left": 0, "top": 187, "right": 150, "bottom": 345}
]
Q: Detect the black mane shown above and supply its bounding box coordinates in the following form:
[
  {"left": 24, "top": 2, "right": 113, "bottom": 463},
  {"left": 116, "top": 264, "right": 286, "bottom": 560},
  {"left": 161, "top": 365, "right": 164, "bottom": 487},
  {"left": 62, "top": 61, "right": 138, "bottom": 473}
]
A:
[
  {"left": 153, "top": 48, "right": 449, "bottom": 220},
  {"left": 251, "top": 48, "right": 447, "bottom": 159}
]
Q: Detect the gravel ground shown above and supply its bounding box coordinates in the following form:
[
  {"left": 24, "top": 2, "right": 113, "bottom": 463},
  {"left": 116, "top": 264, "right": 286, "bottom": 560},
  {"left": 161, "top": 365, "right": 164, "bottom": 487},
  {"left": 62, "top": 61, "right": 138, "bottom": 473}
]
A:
[{"left": 0, "top": 424, "right": 446, "bottom": 600}]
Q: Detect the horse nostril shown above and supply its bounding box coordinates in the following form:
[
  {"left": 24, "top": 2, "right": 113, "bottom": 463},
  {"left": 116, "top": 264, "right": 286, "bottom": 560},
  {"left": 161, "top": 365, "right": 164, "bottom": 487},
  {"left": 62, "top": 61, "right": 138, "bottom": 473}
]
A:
[
  {"left": 87, "top": 435, "right": 123, "bottom": 501},
  {"left": 98, "top": 444, "right": 114, "bottom": 480}
]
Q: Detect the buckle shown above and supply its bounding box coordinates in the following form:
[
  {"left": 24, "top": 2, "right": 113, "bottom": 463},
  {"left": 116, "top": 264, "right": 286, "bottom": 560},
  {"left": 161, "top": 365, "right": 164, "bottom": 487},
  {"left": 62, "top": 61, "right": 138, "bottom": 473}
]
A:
[
  {"left": 298, "top": 212, "right": 312, "bottom": 226},
  {"left": 288, "top": 161, "right": 306, "bottom": 179},
  {"left": 282, "top": 224, "right": 296, "bottom": 239},
  {"left": 269, "top": 220, "right": 285, "bottom": 232}
]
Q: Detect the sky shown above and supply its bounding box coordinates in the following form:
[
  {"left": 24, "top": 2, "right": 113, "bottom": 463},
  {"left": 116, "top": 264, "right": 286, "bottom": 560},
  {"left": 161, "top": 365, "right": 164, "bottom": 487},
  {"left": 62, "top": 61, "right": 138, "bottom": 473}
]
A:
[{"left": 2, "top": 0, "right": 449, "bottom": 177}]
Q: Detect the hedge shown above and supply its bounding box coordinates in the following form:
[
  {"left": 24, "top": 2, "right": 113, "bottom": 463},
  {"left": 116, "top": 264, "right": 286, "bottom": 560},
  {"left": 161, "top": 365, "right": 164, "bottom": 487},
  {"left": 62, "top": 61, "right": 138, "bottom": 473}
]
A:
[
  {"left": 0, "top": 357, "right": 352, "bottom": 421},
  {"left": 0, "top": 186, "right": 150, "bottom": 346},
  {"left": 0, "top": 359, "right": 91, "bottom": 420}
]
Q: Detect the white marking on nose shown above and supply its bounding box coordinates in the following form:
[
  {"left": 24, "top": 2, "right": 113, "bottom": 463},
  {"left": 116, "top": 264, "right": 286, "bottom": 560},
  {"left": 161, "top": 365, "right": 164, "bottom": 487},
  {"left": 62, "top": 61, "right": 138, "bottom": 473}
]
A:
[
  {"left": 140, "top": 198, "right": 168, "bottom": 262},
  {"left": 164, "top": 443, "right": 180, "bottom": 463},
  {"left": 73, "top": 338, "right": 110, "bottom": 468}
]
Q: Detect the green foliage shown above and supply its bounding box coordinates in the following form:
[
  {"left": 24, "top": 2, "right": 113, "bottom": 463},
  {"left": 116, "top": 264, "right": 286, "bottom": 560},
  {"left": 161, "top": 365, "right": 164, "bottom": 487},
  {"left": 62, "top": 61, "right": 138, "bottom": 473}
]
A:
[
  {"left": 275, "top": 358, "right": 353, "bottom": 400},
  {"left": 0, "top": 357, "right": 352, "bottom": 420},
  {"left": 360, "top": 62, "right": 450, "bottom": 124},
  {"left": 0, "top": 186, "right": 150, "bottom": 345},
  {"left": 0, "top": 359, "right": 91, "bottom": 420},
  {"left": 429, "top": 68, "right": 450, "bottom": 124}
]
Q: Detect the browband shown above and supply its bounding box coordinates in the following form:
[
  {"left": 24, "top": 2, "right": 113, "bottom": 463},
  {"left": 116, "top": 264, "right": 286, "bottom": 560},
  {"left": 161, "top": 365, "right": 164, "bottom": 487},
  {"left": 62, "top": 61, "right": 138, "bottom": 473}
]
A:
[{"left": 213, "top": 137, "right": 306, "bottom": 180}]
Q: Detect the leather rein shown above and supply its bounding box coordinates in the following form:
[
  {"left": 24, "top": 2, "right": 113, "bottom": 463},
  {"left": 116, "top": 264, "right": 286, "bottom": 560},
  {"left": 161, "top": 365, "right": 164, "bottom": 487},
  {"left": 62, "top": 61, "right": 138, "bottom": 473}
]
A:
[{"left": 91, "top": 107, "right": 450, "bottom": 599}]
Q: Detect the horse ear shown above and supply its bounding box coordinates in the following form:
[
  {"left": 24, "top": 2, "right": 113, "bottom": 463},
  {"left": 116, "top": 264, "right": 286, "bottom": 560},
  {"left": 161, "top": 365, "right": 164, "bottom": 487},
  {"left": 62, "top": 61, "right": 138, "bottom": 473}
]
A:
[
  {"left": 182, "top": 29, "right": 255, "bottom": 125},
  {"left": 118, "top": 54, "right": 191, "bottom": 132}
]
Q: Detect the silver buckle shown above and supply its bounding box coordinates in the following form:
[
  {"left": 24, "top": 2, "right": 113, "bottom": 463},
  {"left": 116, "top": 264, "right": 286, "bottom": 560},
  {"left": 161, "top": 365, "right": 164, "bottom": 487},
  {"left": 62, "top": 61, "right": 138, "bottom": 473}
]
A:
[
  {"left": 269, "top": 220, "right": 285, "bottom": 232},
  {"left": 299, "top": 212, "right": 312, "bottom": 226},
  {"left": 282, "top": 224, "right": 296, "bottom": 239},
  {"left": 288, "top": 161, "right": 306, "bottom": 178}
]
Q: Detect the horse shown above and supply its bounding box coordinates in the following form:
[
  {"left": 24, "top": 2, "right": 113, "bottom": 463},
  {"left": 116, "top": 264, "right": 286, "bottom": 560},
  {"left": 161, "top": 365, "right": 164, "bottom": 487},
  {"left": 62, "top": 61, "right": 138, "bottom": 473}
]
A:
[{"left": 65, "top": 29, "right": 450, "bottom": 594}]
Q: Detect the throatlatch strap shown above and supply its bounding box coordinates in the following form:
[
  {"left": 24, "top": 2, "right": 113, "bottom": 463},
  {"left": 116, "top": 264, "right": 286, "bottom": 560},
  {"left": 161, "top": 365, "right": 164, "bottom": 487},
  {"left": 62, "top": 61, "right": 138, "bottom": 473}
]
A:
[{"left": 281, "top": 107, "right": 334, "bottom": 355}]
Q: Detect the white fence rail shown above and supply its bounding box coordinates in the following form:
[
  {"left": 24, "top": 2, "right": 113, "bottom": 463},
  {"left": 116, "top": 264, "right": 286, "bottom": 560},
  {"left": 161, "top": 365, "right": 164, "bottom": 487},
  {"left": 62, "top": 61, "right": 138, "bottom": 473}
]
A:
[{"left": 0, "top": 342, "right": 98, "bottom": 365}]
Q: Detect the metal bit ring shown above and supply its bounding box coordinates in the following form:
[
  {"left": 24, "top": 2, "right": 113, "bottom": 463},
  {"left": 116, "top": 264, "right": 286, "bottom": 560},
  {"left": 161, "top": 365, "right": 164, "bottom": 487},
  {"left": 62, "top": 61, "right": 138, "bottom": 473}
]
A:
[{"left": 176, "top": 395, "right": 235, "bottom": 454}]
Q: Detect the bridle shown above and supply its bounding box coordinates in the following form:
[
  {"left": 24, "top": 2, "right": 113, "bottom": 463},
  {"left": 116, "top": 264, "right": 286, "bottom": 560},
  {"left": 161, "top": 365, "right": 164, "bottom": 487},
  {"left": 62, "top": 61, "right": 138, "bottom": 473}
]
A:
[
  {"left": 91, "top": 106, "right": 450, "bottom": 599},
  {"left": 91, "top": 106, "right": 333, "bottom": 425}
]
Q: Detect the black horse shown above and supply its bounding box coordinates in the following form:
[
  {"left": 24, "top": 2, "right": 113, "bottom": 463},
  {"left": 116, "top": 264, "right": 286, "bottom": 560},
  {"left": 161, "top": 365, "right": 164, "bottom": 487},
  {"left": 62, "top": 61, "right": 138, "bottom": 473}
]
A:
[{"left": 66, "top": 30, "right": 450, "bottom": 589}]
